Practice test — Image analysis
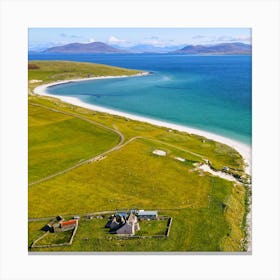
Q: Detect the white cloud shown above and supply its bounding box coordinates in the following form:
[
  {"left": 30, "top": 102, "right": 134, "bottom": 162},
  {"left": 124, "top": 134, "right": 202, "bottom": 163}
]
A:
[
  {"left": 59, "top": 33, "right": 82, "bottom": 39},
  {"left": 188, "top": 35, "right": 251, "bottom": 45},
  {"left": 108, "top": 35, "right": 126, "bottom": 45},
  {"left": 143, "top": 38, "right": 163, "bottom": 46},
  {"left": 231, "top": 36, "right": 251, "bottom": 43},
  {"left": 141, "top": 37, "right": 178, "bottom": 47}
]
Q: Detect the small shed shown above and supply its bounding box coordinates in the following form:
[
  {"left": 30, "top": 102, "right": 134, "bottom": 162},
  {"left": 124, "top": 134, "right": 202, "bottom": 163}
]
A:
[
  {"left": 60, "top": 219, "right": 77, "bottom": 231},
  {"left": 73, "top": 215, "right": 80, "bottom": 220}
]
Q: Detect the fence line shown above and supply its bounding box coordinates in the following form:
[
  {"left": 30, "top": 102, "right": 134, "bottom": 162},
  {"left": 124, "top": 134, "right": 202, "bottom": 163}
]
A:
[{"left": 30, "top": 222, "right": 79, "bottom": 249}]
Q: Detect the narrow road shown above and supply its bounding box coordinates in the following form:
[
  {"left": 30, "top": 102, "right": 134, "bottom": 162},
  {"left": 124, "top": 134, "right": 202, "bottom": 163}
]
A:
[
  {"left": 29, "top": 103, "right": 125, "bottom": 186},
  {"left": 28, "top": 207, "right": 189, "bottom": 222}
]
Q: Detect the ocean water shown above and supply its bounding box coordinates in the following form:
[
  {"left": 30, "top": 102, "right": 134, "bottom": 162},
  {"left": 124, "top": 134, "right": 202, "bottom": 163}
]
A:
[{"left": 29, "top": 53, "right": 252, "bottom": 144}]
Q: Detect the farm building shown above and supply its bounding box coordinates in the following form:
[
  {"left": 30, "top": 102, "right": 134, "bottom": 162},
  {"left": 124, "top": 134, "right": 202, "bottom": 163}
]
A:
[
  {"left": 152, "top": 149, "right": 166, "bottom": 156},
  {"left": 105, "top": 214, "right": 125, "bottom": 232},
  {"left": 116, "top": 213, "right": 140, "bottom": 235},
  {"left": 115, "top": 222, "right": 134, "bottom": 235},
  {"left": 138, "top": 210, "right": 158, "bottom": 220},
  {"left": 59, "top": 219, "right": 78, "bottom": 231},
  {"left": 105, "top": 213, "right": 140, "bottom": 236}
]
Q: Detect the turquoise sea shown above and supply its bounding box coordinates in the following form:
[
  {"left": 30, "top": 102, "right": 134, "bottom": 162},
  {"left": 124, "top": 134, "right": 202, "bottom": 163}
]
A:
[{"left": 29, "top": 53, "right": 252, "bottom": 144}]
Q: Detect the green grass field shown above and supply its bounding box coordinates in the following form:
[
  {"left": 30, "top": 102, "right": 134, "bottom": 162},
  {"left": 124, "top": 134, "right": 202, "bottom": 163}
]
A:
[
  {"left": 28, "top": 61, "right": 249, "bottom": 252},
  {"left": 29, "top": 104, "right": 119, "bottom": 183},
  {"left": 34, "top": 230, "right": 73, "bottom": 246}
]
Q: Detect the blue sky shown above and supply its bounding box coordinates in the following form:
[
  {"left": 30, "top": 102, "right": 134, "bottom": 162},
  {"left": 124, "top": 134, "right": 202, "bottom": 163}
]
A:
[{"left": 29, "top": 28, "right": 251, "bottom": 50}]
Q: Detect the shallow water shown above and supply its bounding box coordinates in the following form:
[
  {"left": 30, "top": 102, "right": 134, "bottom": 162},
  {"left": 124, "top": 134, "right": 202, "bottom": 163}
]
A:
[{"left": 30, "top": 53, "right": 252, "bottom": 144}]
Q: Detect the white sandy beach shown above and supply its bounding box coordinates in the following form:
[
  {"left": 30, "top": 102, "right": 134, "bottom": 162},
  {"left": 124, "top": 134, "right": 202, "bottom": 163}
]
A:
[{"left": 34, "top": 75, "right": 251, "bottom": 175}]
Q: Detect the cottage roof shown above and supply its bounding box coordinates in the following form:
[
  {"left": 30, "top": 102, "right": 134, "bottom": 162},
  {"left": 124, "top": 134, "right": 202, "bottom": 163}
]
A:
[
  {"left": 61, "top": 220, "right": 77, "bottom": 227},
  {"left": 116, "top": 222, "right": 133, "bottom": 235},
  {"left": 138, "top": 210, "right": 158, "bottom": 216},
  {"left": 115, "top": 212, "right": 127, "bottom": 217}
]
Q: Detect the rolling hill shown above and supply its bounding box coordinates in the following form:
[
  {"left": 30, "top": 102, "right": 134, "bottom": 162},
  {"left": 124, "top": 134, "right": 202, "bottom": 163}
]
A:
[
  {"left": 44, "top": 42, "right": 127, "bottom": 53},
  {"left": 173, "top": 42, "right": 251, "bottom": 55}
]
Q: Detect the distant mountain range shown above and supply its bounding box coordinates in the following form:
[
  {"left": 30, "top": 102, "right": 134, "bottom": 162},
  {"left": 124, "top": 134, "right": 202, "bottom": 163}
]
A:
[
  {"left": 41, "top": 42, "right": 251, "bottom": 55},
  {"left": 44, "top": 42, "right": 127, "bottom": 53},
  {"left": 173, "top": 43, "right": 251, "bottom": 55}
]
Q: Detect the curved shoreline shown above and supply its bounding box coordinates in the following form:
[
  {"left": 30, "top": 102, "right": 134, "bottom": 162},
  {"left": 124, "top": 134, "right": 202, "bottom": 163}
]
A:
[{"left": 33, "top": 75, "right": 251, "bottom": 175}]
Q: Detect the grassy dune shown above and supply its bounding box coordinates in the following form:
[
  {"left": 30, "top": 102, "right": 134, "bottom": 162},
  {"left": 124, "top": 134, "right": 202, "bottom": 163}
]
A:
[
  {"left": 28, "top": 60, "right": 141, "bottom": 94},
  {"left": 28, "top": 61, "right": 249, "bottom": 252},
  {"left": 28, "top": 60, "right": 140, "bottom": 81}
]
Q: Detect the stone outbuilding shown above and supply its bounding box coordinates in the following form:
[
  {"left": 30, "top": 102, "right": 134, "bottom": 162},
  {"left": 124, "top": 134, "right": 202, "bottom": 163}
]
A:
[{"left": 59, "top": 219, "right": 78, "bottom": 231}]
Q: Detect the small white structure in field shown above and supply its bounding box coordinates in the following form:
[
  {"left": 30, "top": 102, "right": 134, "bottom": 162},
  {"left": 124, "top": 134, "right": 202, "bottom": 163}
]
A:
[
  {"left": 174, "top": 157, "right": 185, "bottom": 162},
  {"left": 152, "top": 149, "right": 167, "bottom": 156},
  {"left": 73, "top": 215, "right": 80, "bottom": 220}
]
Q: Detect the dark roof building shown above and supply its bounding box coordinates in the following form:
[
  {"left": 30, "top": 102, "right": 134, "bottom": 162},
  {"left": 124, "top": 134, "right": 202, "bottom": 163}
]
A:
[{"left": 138, "top": 210, "right": 158, "bottom": 220}]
